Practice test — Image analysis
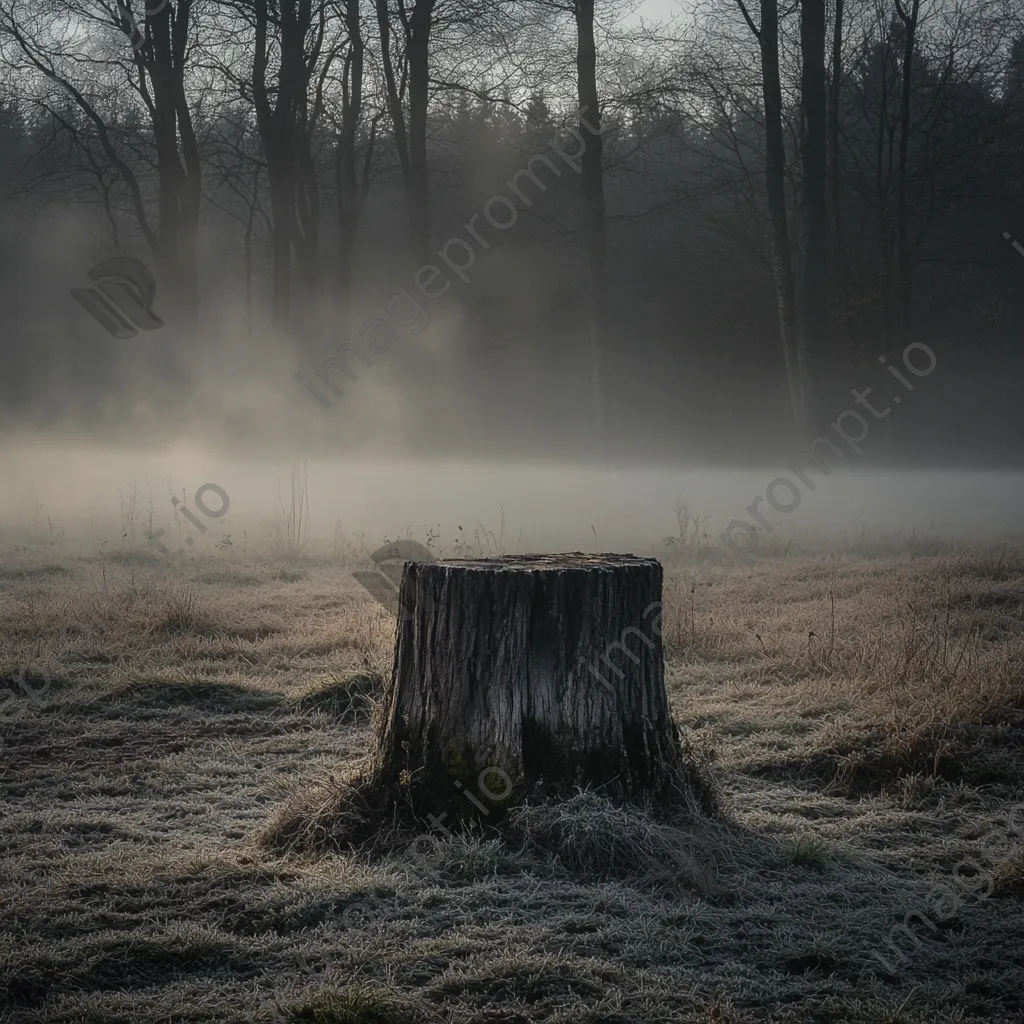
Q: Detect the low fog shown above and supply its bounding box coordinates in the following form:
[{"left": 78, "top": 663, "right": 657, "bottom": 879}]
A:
[{"left": 2, "top": 445, "right": 1022, "bottom": 557}]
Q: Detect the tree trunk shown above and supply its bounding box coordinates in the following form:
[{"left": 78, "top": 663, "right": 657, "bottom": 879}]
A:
[
  {"left": 895, "top": 0, "right": 920, "bottom": 347},
  {"left": 406, "top": 0, "right": 434, "bottom": 267},
  {"left": 143, "top": 0, "right": 200, "bottom": 327},
  {"left": 376, "top": 0, "right": 411, "bottom": 192},
  {"left": 77, "top": 0, "right": 200, "bottom": 326},
  {"left": 829, "top": 0, "right": 849, "bottom": 350},
  {"left": 376, "top": 0, "right": 434, "bottom": 267},
  {"left": 370, "top": 554, "right": 711, "bottom": 818},
  {"left": 336, "top": 0, "right": 369, "bottom": 333},
  {"left": 741, "top": 0, "right": 802, "bottom": 427},
  {"left": 267, "top": 169, "right": 294, "bottom": 326},
  {"left": 253, "top": 0, "right": 290, "bottom": 327},
  {"left": 798, "top": 0, "right": 829, "bottom": 434},
  {"left": 575, "top": 0, "right": 607, "bottom": 459},
  {"left": 252, "top": 0, "right": 325, "bottom": 334}
]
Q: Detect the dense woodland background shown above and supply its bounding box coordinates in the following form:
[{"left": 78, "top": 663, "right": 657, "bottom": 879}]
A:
[{"left": 0, "top": 0, "right": 1022, "bottom": 464}]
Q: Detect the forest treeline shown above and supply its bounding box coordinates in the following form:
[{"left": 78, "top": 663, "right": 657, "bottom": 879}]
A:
[{"left": 0, "top": 0, "right": 1022, "bottom": 463}]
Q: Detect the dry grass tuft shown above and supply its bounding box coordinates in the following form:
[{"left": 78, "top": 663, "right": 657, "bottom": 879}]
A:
[
  {"left": 780, "top": 834, "right": 830, "bottom": 871},
  {"left": 156, "top": 584, "right": 210, "bottom": 635},
  {"left": 260, "top": 747, "right": 721, "bottom": 863},
  {"left": 505, "top": 790, "right": 723, "bottom": 897},
  {"left": 991, "top": 846, "right": 1024, "bottom": 898},
  {"left": 258, "top": 771, "right": 393, "bottom": 856},
  {"left": 283, "top": 985, "right": 414, "bottom": 1023},
  {"left": 289, "top": 670, "right": 386, "bottom": 718}
]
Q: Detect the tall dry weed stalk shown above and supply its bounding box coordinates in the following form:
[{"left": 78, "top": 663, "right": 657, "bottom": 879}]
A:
[{"left": 278, "top": 458, "right": 311, "bottom": 559}]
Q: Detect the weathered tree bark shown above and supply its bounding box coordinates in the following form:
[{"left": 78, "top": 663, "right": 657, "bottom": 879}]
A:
[{"left": 370, "top": 554, "right": 711, "bottom": 819}]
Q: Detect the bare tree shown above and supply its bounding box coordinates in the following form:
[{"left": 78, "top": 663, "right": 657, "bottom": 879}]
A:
[
  {"left": 893, "top": 0, "right": 920, "bottom": 345},
  {"left": 375, "top": 0, "right": 435, "bottom": 265},
  {"left": 839, "top": 0, "right": 1017, "bottom": 351},
  {"left": 736, "top": 0, "right": 803, "bottom": 425},
  {"left": 249, "top": 0, "right": 329, "bottom": 329},
  {"left": 829, "top": 0, "right": 849, "bottom": 344},
  {"left": 332, "top": 0, "right": 378, "bottom": 328},
  {"left": 204, "top": 106, "right": 269, "bottom": 339},
  {"left": 510, "top": 0, "right": 610, "bottom": 452},
  {"left": 574, "top": 0, "right": 607, "bottom": 455},
  {"left": 799, "top": 0, "right": 829, "bottom": 431}
]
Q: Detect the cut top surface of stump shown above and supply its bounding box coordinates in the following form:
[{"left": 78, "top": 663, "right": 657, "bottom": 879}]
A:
[{"left": 418, "top": 553, "right": 658, "bottom": 571}]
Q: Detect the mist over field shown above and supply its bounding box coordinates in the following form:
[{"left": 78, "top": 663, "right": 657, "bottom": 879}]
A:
[{"left": 2, "top": 446, "right": 1024, "bottom": 556}]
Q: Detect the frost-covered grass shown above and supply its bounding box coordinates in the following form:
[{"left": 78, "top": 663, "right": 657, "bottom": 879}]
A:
[{"left": 1, "top": 536, "right": 1023, "bottom": 1023}]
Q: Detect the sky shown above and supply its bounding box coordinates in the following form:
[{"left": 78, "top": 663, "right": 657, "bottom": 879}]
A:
[{"left": 628, "top": 0, "right": 684, "bottom": 24}]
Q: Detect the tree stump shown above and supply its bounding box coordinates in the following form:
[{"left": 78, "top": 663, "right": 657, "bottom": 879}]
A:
[{"left": 370, "top": 553, "right": 711, "bottom": 820}]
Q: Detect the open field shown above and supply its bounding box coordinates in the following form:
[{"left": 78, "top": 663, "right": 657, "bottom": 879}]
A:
[{"left": 2, "top": 530, "right": 1024, "bottom": 1023}]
